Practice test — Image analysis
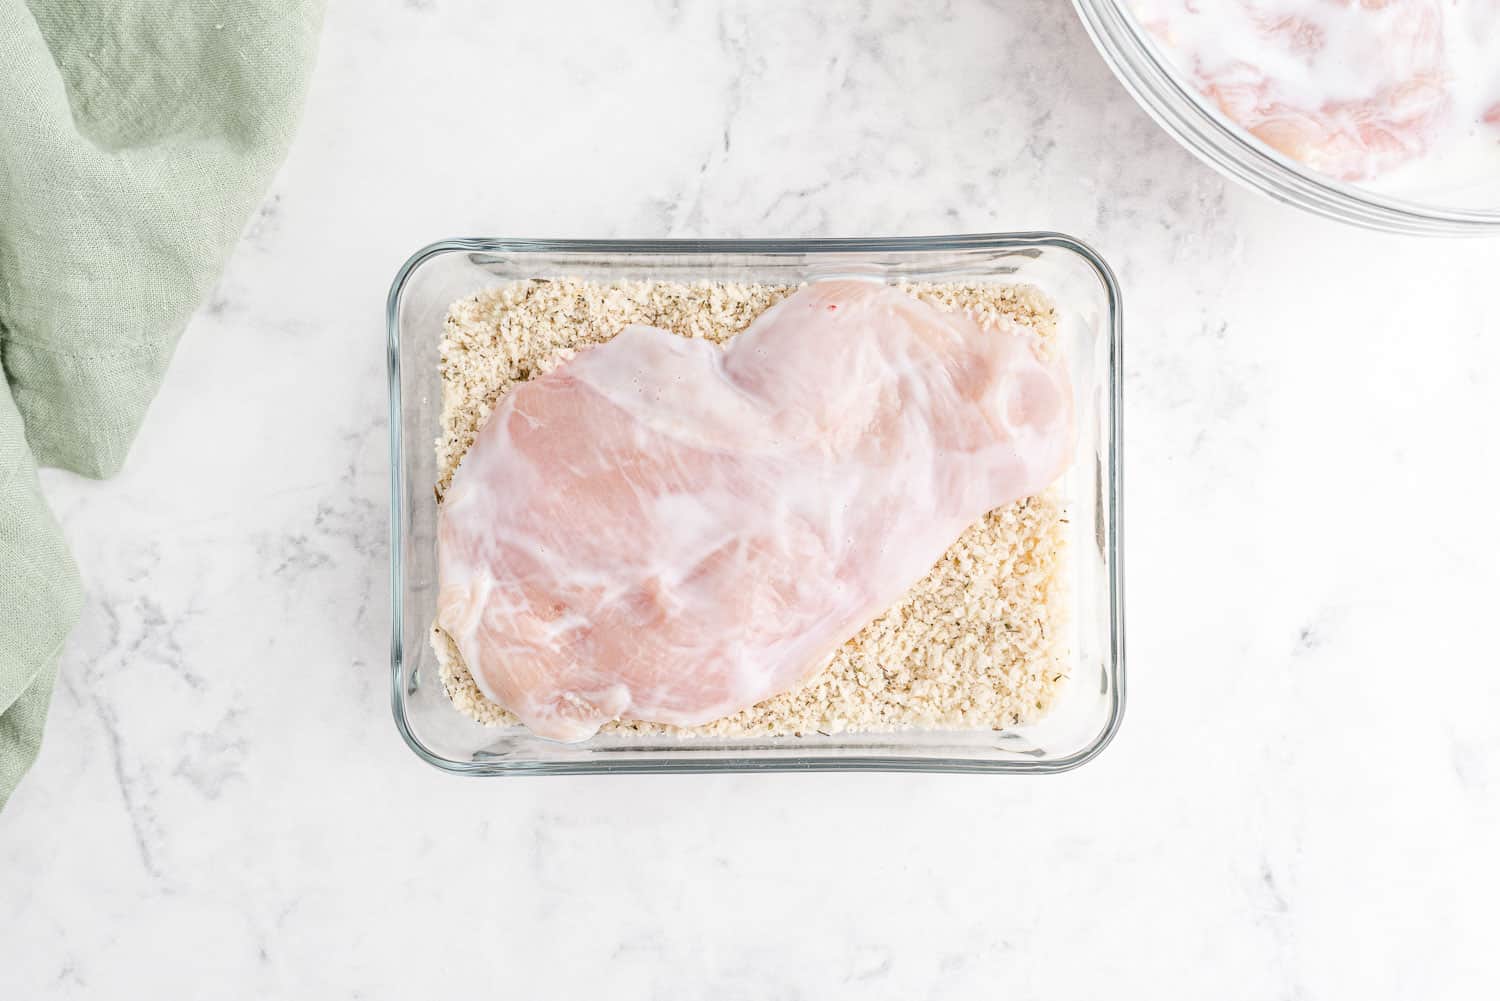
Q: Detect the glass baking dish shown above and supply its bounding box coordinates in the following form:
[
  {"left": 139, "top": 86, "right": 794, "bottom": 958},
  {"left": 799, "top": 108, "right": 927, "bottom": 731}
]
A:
[{"left": 387, "top": 235, "right": 1124, "bottom": 775}]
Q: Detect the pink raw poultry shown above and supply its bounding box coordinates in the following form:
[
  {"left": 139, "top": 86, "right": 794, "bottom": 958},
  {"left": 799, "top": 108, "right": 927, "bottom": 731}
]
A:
[
  {"left": 436, "top": 280, "right": 1072, "bottom": 741},
  {"left": 1132, "top": 0, "right": 1500, "bottom": 183}
]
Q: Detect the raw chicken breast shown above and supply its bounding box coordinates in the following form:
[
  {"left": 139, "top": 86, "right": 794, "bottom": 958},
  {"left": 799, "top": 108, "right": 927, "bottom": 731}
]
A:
[
  {"left": 1133, "top": 0, "right": 1500, "bottom": 183},
  {"left": 436, "top": 280, "right": 1072, "bottom": 741},
  {"left": 1200, "top": 0, "right": 1450, "bottom": 181}
]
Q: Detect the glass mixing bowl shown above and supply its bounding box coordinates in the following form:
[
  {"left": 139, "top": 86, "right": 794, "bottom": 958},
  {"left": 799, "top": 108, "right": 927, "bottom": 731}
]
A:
[{"left": 1072, "top": 0, "right": 1500, "bottom": 236}]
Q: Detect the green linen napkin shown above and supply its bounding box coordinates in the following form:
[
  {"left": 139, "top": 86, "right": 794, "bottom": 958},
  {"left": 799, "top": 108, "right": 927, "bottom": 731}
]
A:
[{"left": 0, "top": 0, "right": 323, "bottom": 809}]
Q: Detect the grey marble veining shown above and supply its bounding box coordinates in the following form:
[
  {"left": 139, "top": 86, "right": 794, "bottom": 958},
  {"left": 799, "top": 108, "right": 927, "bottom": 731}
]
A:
[{"left": 3, "top": 1, "right": 1499, "bottom": 998}]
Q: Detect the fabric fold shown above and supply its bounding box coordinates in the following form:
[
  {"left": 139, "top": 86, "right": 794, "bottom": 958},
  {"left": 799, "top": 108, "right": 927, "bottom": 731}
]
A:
[
  {"left": 0, "top": 384, "right": 80, "bottom": 808},
  {"left": 0, "top": 0, "right": 324, "bottom": 809}
]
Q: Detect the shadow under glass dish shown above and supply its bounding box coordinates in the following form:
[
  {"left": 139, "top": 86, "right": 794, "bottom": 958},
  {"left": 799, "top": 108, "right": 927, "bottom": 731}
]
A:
[
  {"left": 388, "top": 235, "right": 1125, "bottom": 775},
  {"left": 1071, "top": 0, "right": 1500, "bottom": 236}
]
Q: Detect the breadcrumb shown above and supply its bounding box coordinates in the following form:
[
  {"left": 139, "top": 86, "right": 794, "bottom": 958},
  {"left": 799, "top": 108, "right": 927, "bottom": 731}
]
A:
[{"left": 433, "top": 279, "right": 1069, "bottom": 738}]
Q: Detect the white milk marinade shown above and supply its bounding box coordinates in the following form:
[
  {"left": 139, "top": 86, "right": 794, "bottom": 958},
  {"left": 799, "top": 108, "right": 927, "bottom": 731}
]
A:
[{"left": 1130, "top": 0, "right": 1500, "bottom": 206}]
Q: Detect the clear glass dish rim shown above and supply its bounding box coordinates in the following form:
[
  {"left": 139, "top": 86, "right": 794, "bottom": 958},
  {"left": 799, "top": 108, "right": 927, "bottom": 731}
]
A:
[
  {"left": 1071, "top": 0, "right": 1500, "bottom": 236},
  {"left": 387, "top": 233, "right": 1126, "bottom": 776}
]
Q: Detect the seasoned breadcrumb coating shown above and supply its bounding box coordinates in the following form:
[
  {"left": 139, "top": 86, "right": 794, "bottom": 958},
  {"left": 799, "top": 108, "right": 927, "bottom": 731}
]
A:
[{"left": 433, "top": 279, "right": 1069, "bottom": 738}]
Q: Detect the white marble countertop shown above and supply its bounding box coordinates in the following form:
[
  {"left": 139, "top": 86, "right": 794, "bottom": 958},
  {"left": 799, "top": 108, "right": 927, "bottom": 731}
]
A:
[{"left": 5, "top": 1, "right": 1499, "bottom": 997}]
